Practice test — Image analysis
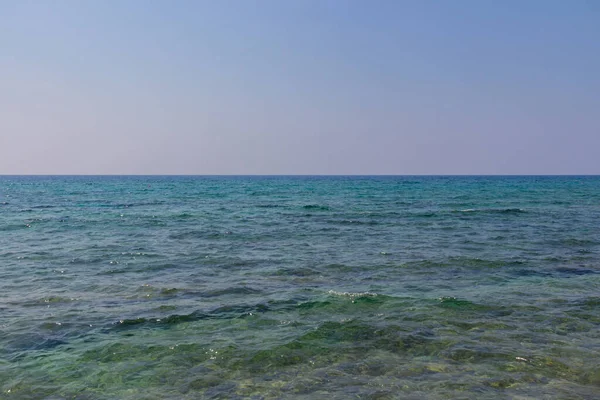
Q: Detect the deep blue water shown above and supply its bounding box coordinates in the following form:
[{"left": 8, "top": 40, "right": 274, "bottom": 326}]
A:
[{"left": 1, "top": 176, "right": 600, "bottom": 399}]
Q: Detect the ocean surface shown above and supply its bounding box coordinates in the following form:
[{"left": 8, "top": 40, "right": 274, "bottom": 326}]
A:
[{"left": 1, "top": 175, "right": 600, "bottom": 399}]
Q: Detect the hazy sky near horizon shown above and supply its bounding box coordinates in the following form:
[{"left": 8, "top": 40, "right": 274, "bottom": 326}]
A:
[{"left": 1, "top": 0, "right": 599, "bottom": 174}]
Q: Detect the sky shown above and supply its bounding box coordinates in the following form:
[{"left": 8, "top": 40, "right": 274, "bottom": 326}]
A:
[{"left": 1, "top": 0, "right": 599, "bottom": 175}]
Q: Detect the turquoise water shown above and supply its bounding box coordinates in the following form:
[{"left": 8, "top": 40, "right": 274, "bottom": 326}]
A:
[{"left": 1, "top": 176, "right": 600, "bottom": 399}]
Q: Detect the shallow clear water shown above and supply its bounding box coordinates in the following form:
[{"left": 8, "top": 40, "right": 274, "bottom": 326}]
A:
[{"left": 1, "top": 176, "right": 600, "bottom": 399}]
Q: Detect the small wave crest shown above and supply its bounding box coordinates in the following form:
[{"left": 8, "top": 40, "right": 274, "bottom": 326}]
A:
[
  {"left": 203, "top": 286, "right": 263, "bottom": 298},
  {"left": 455, "top": 208, "right": 526, "bottom": 214},
  {"left": 327, "top": 290, "right": 378, "bottom": 298},
  {"left": 303, "top": 204, "right": 330, "bottom": 211}
]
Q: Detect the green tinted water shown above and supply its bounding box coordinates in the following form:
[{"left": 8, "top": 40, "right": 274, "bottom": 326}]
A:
[{"left": 1, "top": 176, "right": 600, "bottom": 398}]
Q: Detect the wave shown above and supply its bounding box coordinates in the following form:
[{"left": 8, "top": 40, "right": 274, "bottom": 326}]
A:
[
  {"left": 113, "top": 304, "right": 270, "bottom": 329},
  {"left": 172, "top": 212, "right": 194, "bottom": 219},
  {"left": 0, "top": 224, "right": 30, "bottom": 231},
  {"left": 169, "top": 230, "right": 228, "bottom": 240},
  {"left": 327, "top": 219, "right": 380, "bottom": 226},
  {"left": 111, "top": 292, "right": 395, "bottom": 331},
  {"left": 273, "top": 267, "right": 321, "bottom": 277},
  {"left": 202, "top": 286, "right": 263, "bottom": 298},
  {"left": 16, "top": 296, "right": 80, "bottom": 307},
  {"left": 560, "top": 238, "right": 599, "bottom": 247},
  {"left": 554, "top": 266, "right": 597, "bottom": 276},
  {"left": 403, "top": 257, "right": 523, "bottom": 270},
  {"left": 454, "top": 208, "right": 526, "bottom": 214},
  {"left": 327, "top": 290, "right": 378, "bottom": 298},
  {"left": 256, "top": 204, "right": 285, "bottom": 208},
  {"left": 405, "top": 208, "right": 527, "bottom": 218},
  {"left": 302, "top": 204, "right": 330, "bottom": 211},
  {"left": 241, "top": 320, "right": 457, "bottom": 372}
]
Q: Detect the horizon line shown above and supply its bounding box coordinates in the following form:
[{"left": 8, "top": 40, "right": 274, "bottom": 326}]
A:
[{"left": 1, "top": 174, "right": 599, "bottom": 177}]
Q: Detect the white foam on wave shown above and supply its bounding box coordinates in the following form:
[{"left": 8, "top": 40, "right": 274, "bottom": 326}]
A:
[{"left": 327, "top": 290, "right": 378, "bottom": 298}]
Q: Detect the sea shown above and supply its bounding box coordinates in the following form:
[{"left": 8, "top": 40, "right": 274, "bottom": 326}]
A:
[{"left": 1, "top": 175, "right": 599, "bottom": 399}]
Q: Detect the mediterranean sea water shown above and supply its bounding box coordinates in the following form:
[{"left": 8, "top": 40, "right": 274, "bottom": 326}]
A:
[{"left": 1, "top": 176, "right": 600, "bottom": 399}]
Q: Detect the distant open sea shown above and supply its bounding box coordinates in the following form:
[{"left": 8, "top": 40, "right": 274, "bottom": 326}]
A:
[{"left": 1, "top": 175, "right": 600, "bottom": 399}]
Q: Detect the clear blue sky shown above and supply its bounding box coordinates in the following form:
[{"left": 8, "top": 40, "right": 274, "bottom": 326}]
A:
[{"left": 1, "top": 0, "right": 599, "bottom": 174}]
